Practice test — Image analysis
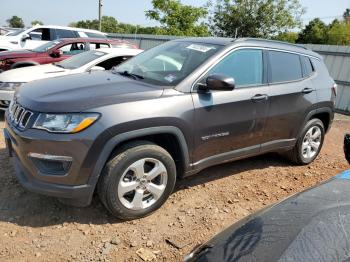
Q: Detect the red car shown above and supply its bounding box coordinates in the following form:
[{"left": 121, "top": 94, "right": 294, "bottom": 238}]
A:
[{"left": 0, "top": 38, "right": 138, "bottom": 72}]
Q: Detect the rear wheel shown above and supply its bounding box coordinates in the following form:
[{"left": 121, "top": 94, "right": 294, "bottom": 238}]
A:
[
  {"left": 97, "top": 141, "right": 176, "bottom": 219},
  {"left": 286, "top": 119, "right": 325, "bottom": 165}
]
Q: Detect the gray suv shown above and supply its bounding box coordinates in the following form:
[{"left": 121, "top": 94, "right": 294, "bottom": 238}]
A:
[{"left": 4, "top": 38, "right": 336, "bottom": 219}]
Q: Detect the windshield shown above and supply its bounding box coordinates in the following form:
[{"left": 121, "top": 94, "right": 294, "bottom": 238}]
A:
[
  {"left": 55, "top": 50, "right": 107, "bottom": 69},
  {"left": 114, "top": 41, "right": 222, "bottom": 86},
  {"left": 6, "top": 29, "right": 25, "bottom": 36},
  {"left": 32, "top": 40, "right": 61, "bottom": 52}
]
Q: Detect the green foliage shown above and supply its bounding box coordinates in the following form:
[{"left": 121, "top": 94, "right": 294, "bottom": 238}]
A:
[
  {"left": 71, "top": 16, "right": 159, "bottom": 34},
  {"left": 31, "top": 20, "right": 44, "bottom": 26},
  {"left": 326, "top": 19, "right": 350, "bottom": 45},
  {"left": 296, "top": 18, "right": 327, "bottom": 44},
  {"left": 273, "top": 31, "right": 299, "bottom": 43},
  {"left": 7, "top": 15, "right": 25, "bottom": 28},
  {"left": 297, "top": 17, "right": 350, "bottom": 45},
  {"left": 146, "top": 0, "right": 209, "bottom": 36},
  {"left": 208, "top": 0, "right": 305, "bottom": 38}
]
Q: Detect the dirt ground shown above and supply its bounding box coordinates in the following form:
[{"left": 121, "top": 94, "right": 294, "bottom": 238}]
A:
[{"left": 0, "top": 112, "right": 349, "bottom": 262}]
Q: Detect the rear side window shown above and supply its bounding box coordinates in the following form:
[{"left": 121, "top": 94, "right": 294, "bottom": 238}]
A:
[
  {"left": 89, "top": 43, "right": 111, "bottom": 50},
  {"left": 301, "top": 56, "right": 314, "bottom": 77},
  {"left": 55, "top": 29, "right": 76, "bottom": 39},
  {"left": 207, "top": 49, "right": 263, "bottom": 87},
  {"left": 85, "top": 32, "right": 106, "bottom": 38},
  {"left": 268, "top": 51, "right": 302, "bottom": 83}
]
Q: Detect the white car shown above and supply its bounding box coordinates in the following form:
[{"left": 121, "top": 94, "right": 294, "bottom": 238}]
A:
[
  {"left": 0, "top": 25, "right": 107, "bottom": 51},
  {"left": 0, "top": 48, "right": 143, "bottom": 110}
]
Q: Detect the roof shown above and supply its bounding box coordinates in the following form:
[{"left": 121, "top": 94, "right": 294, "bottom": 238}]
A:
[
  {"left": 56, "top": 38, "right": 133, "bottom": 44},
  {"left": 31, "top": 25, "right": 107, "bottom": 35},
  {"left": 175, "top": 37, "right": 321, "bottom": 59}
]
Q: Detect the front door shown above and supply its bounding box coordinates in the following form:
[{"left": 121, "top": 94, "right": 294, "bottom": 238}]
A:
[{"left": 191, "top": 49, "right": 270, "bottom": 167}]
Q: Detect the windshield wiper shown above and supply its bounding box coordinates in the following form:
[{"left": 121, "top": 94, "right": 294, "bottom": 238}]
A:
[{"left": 116, "top": 70, "right": 144, "bottom": 80}]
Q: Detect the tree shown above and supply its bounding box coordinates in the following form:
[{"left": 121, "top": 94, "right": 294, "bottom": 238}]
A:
[
  {"left": 208, "top": 0, "right": 305, "bottom": 38},
  {"left": 326, "top": 19, "right": 350, "bottom": 45},
  {"left": 274, "top": 31, "right": 298, "bottom": 43},
  {"left": 296, "top": 18, "right": 327, "bottom": 44},
  {"left": 343, "top": 8, "right": 350, "bottom": 22},
  {"left": 7, "top": 15, "right": 25, "bottom": 28},
  {"left": 31, "top": 20, "right": 44, "bottom": 26},
  {"left": 146, "top": 0, "right": 209, "bottom": 36},
  {"left": 71, "top": 16, "right": 159, "bottom": 34}
]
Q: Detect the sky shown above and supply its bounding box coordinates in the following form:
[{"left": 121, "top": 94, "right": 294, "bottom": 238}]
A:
[{"left": 0, "top": 0, "right": 349, "bottom": 28}]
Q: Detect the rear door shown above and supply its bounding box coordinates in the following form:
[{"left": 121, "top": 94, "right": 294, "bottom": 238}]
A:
[
  {"left": 191, "top": 48, "right": 270, "bottom": 164},
  {"left": 261, "top": 50, "right": 317, "bottom": 149}
]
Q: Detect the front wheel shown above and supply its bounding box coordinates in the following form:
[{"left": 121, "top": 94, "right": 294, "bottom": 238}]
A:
[
  {"left": 97, "top": 141, "right": 176, "bottom": 220},
  {"left": 286, "top": 119, "right": 325, "bottom": 165}
]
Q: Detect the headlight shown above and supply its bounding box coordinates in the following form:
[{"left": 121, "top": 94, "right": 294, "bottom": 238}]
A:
[
  {"left": 33, "top": 113, "right": 100, "bottom": 133},
  {"left": 0, "top": 82, "right": 24, "bottom": 91}
]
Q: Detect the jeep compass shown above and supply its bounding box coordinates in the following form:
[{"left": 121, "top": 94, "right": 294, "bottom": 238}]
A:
[{"left": 4, "top": 38, "right": 336, "bottom": 219}]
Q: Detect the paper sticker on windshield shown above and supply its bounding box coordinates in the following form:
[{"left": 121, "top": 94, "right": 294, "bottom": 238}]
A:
[
  {"left": 186, "top": 44, "right": 215, "bottom": 53},
  {"left": 164, "top": 74, "right": 177, "bottom": 83}
]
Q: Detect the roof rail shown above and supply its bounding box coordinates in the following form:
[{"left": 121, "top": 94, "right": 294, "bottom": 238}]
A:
[{"left": 234, "top": 38, "right": 309, "bottom": 50}]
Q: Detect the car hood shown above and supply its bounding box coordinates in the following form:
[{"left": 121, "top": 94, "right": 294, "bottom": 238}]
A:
[
  {"left": 192, "top": 174, "right": 350, "bottom": 262},
  {"left": 16, "top": 71, "right": 165, "bottom": 112},
  {"left": 0, "top": 49, "right": 40, "bottom": 59},
  {"left": 0, "top": 64, "right": 69, "bottom": 83}
]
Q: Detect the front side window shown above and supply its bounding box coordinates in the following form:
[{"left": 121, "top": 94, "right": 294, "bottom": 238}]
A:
[
  {"left": 268, "top": 51, "right": 302, "bottom": 83},
  {"left": 114, "top": 41, "right": 222, "bottom": 86},
  {"left": 59, "top": 43, "right": 86, "bottom": 55},
  {"left": 206, "top": 49, "right": 263, "bottom": 87},
  {"left": 55, "top": 50, "right": 106, "bottom": 69},
  {"left": 28, "top": 28, "right": 51, "bottom": 41}
]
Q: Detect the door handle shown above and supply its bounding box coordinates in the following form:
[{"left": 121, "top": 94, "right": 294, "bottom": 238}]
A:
[
  {"left": 302, "top": 87, "right": 314, "bottom": 94},
  {"left": 251, "top": 94, "right": 268, "bottom": 102}
]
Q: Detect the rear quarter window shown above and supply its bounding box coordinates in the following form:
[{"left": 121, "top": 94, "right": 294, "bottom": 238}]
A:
[
  {"left": 268, "top": 51, "right": 302, "bottom": 83},
  {"left": 301, "top": 56, "right": 314, "bottom": 77}
]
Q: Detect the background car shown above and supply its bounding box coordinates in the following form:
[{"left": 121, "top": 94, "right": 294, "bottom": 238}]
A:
[
  {"left": 0, "top": 38, "right": 138, "bottom": 72},
  {"left": 0, "top": 47, "right": 143, "bottom": 110},
  {"left": 185, "top": 136, "right": 350, "bottom": 262},
  {"left": 0, "top": 25, "right": 107, "bottom": 51}
]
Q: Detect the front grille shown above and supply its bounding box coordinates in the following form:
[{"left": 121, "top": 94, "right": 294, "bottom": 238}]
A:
[{"left": 9, "top": 101, "right": 33, "bottom": 129}]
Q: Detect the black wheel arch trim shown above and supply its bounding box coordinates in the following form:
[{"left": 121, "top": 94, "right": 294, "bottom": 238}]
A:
[
  {"left": 299, "top": 107, "right": 334, "bottom": 137},
  {"left": 87, "top": 126, "right": 191, "bottom": 188},
  {"left": 11, "top": 61, "right": 39, "bottom": 69}
]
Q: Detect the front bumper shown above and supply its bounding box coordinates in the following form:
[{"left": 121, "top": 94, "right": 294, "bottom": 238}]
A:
[
  {"left": 0, "top": 90, "right": 14, "bottom": 110},
  {"left": 4, "top": 113, "right": 101, "bottom": 207}
]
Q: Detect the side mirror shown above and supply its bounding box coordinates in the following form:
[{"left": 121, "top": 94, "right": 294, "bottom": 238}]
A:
[
  {"left": 198, "top": 74, "right": 235, "bottom": 92},
  {"left": 21, "top": 33, "right": 30, "bottom": 41},
  {"left": 89, "top": 66, "right": 105, "bottom": 72},
  {"left": 50, "top": 49, "right": 62, "bottom": 58},
  {"left": 344, "top": 134, "right": 350, "bottom": 165}
]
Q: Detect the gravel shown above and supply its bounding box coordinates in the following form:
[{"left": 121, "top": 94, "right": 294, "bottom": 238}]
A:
[{"left": 0, "top": 112, "right": 349, "bottom": 261}]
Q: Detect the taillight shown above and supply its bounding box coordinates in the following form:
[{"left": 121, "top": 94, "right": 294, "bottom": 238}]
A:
[{"left": 332, "top": 83, "right": 337, "bottom": 97}]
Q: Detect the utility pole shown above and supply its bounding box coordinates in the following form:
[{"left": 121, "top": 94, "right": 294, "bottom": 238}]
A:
[{"left": 98, "top": 0, "right": 103, "bottom": 31}]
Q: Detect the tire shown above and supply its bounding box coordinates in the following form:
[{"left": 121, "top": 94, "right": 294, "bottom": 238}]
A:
[
  {"left": 97, "top": 141, "right": 176, "bottom": 220},
  {"left": 286, "top": 118, "right": 325, "bottom": 165}
]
